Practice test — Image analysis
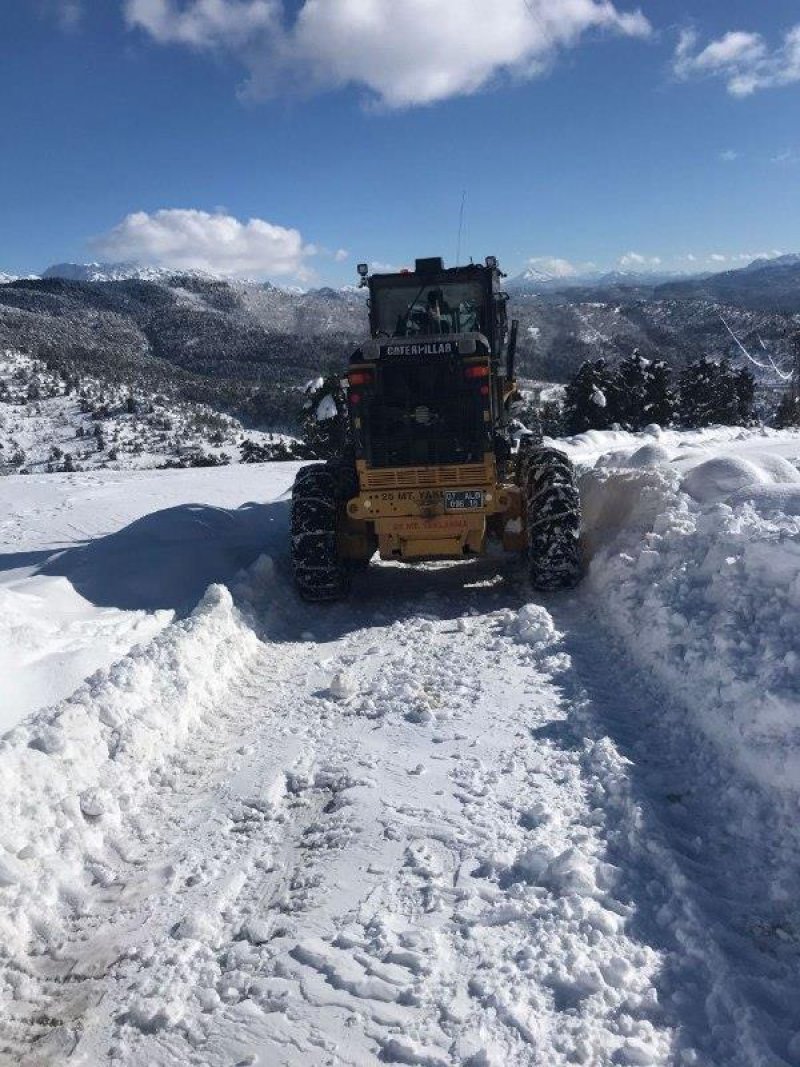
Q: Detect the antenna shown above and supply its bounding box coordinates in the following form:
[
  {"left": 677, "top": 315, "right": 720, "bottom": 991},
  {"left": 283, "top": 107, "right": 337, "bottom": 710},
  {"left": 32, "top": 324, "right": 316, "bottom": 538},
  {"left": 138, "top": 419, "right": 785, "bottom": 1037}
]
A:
[{"left": 455, "top": 190, "right": 467, "bottom": 266}]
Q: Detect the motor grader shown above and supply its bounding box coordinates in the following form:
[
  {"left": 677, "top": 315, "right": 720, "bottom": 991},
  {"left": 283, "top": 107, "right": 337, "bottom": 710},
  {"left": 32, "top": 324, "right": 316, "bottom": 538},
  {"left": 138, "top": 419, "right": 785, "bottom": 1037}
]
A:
[{"left": 290, "top": 256, "right": 581, "bottom": 601}]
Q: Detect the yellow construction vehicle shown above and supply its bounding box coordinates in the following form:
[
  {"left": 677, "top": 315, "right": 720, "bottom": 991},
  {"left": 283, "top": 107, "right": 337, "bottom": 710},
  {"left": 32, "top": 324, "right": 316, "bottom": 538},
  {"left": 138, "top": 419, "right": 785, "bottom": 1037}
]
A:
[{"left": 290, "top": 256, "right": 581, "bottom": 601}]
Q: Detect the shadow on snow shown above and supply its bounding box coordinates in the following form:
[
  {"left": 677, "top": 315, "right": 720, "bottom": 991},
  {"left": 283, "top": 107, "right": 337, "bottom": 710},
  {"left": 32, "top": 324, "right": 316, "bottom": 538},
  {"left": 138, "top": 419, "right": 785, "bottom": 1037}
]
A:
[{"left": 6, "top": 501, "right": 290, "bottom": 613}]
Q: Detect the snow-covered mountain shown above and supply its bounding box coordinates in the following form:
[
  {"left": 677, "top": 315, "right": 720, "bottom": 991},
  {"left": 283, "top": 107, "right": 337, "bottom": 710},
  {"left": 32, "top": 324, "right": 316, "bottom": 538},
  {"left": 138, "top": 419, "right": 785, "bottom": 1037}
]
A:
[
  {"left": 1, "top": 255, "right": 799, "bottom": 426},
  {"left": 741, "top": 251, "right": 800, "bottom": 273},
  {"left": 0, "top": 271, "right": 40, "bottom": 284},
  {"left": 42, "top": 261, "right": 217, "bottom": 283},
  {"left": 656, "top": 252, "right": 800, "bottom": 311},
  {"left": 507, "top": 265, "right": 696, "bottom": 292},
  {"left": 0, "top": 271, "right": 366, "bottom": 429}
]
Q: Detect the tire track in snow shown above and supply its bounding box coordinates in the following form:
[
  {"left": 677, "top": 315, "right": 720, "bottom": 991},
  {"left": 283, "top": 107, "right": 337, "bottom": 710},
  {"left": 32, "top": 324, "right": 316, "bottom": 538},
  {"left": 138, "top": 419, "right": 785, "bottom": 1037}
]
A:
[
  {"left": 0, "top": 636, "right": 303, "bottom": 1064},
  {"left": 6, "top": 564, "right": 682, "bottom": 1066},
  {"left": 550, "top": 594, "right": 800, "bottom": 1067},
  {"left": 4, "top": 556, "right": 795, "bottom": 1066}
]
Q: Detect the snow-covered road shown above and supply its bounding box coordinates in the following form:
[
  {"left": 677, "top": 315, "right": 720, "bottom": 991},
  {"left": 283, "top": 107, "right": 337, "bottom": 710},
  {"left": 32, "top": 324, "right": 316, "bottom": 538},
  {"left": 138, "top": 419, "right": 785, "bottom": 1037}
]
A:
[{"left": 2, "top": 430, "right": 800, "bottom": 1066}]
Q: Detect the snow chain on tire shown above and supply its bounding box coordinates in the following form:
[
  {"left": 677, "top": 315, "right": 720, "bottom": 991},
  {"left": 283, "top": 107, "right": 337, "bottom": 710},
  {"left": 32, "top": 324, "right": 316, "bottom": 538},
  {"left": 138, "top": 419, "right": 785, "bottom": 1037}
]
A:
[
  {"left": 523, "top": 446, "right": 583, "bottom": 591},
  {"left": 291, "top": 463, "right": 351, "bottom": 602}
]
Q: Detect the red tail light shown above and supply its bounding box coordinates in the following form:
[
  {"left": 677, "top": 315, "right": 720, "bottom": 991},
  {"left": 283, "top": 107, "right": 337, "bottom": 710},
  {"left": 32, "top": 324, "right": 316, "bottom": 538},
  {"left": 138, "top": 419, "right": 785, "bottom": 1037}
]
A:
[
  {"left": 480, "top": 385, "right": 490, "bottom": 397},
  {"left": 349, "top": 392, "right": 362, "bottom": 405},
  {"left": 349, "top": 371, "right": 373, "bottom": 386},
  {"left": 464, "top": 364, "right": 490, "bottom": 379}
]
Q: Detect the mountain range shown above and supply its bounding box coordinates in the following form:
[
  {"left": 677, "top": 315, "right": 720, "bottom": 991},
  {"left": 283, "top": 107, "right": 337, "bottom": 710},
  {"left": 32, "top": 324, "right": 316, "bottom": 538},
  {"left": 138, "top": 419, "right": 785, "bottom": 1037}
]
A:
[
  {"left": 505, "top": 265, "right": 697, "bottom": 293},
  {"left": 1, "top": 254, "right": 798, "bottom": 428}
]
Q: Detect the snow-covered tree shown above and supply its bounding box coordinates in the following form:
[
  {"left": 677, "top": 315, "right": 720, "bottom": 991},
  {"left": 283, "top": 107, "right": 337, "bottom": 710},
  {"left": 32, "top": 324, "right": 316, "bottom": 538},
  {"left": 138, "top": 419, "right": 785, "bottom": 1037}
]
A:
[
  {"left": 300, "top": 374, "right": 351, "bottom": 459},
  {"left": 735, "top": 366, "right": 756, "bottom": 424},
  {"left": 775, "top": 389, "right": 800, "bottom": 428},
  {"left": 563, "top": 360, "right": 618, "bottom": 434},
  {"left": 678, "top": 358, "right": 750, "bottom": 428},
  {"left": 642, "top": 360, "right": 675, "bottom": 427}
]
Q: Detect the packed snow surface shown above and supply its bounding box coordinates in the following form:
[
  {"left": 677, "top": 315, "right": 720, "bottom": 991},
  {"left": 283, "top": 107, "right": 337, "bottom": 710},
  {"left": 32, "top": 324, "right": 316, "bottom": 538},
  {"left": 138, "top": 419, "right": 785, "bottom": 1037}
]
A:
[{"left": 1, "top": 425, "right": 800, "bottom": 1066}]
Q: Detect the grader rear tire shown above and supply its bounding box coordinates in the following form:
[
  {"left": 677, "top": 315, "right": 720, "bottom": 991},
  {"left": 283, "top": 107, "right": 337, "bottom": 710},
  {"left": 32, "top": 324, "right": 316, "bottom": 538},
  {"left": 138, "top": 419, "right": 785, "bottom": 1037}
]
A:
[{"left": 523, "top": 446, "right": 582, "bottom": 591}]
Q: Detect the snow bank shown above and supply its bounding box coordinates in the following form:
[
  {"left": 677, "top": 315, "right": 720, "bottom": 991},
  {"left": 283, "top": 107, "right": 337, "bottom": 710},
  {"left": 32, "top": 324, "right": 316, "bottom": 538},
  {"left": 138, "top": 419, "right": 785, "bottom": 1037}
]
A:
[
  {"left": 583, "top": 449, "right": 800, "bottom": 798},
  {"left": 680, "top": 454, "right": 800, "bottom": 505},
  {"left": 0, "top": 576, "right": 261, "bottom": 962},
  {"left": 0, "top": 576, "right": 171, "bottom": 731}
]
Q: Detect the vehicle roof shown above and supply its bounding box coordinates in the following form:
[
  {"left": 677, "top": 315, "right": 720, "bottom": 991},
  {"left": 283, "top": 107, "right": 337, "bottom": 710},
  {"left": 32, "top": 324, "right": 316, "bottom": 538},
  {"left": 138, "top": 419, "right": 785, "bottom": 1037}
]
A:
[{"left": 369, "top": 263, "right": 493, "bottom": 284}]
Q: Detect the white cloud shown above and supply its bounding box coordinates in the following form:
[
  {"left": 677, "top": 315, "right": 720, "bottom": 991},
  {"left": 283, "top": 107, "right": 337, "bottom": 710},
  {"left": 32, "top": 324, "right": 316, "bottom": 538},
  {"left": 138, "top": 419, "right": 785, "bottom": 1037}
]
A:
[
  {"left": 124, "top": 0, "right": 651, "bottom": 108},
  {"left": 674, "top": 24, "right": 800, "bottom": 96},
  {"left": 720, "top": 149, "right": 738, "bottom": 162},
  {"left": 619, "top": 251, "right": 661, "bottom": 269},
  {"left": 702, "top": 251, "right": 783, "bottom": 267},
  {"left": 92, "top": 208, "right": 313, "bottom": 278},
  {"left": 525, "top": 256, "right": 583, "bottom": 278},
  {"left": 125, "top": 0, "right": 278, "bottom": 48},
  {"left": 334, "top": 248, "right": 349, "bottom": 262},
  {"left": 59, "top": 0, "right": 82, "bottom": 28},
  {"left": 40, "top": 0, "right": 83, "bottom": 29}
]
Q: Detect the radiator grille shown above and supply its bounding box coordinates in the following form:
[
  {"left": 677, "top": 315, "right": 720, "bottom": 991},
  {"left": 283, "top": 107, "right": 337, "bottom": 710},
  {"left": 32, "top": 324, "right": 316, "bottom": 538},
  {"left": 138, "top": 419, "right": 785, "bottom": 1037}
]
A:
[{"left": 362, "top": 464, "right": 490, "bottom": 490}]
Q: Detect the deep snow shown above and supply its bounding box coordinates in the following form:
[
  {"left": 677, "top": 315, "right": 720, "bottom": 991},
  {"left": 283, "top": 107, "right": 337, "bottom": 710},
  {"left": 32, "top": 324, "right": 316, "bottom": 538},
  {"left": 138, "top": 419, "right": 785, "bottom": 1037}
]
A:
[
  {"left": 1, "top": 427, "right": 800, "bottom": 1066},
  {"left": 0, "top": 463, "right": 300, "bottom": 730},
  {"left": 576, "top": 426, "right": 800, "bottom": 799}
]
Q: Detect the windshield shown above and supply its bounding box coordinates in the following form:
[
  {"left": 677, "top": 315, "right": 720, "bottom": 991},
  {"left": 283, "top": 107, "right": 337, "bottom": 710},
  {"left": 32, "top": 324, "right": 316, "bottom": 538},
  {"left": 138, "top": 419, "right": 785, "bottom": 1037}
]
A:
[{"left": 372, "top": 282, "right": 486, "bottom": 338}]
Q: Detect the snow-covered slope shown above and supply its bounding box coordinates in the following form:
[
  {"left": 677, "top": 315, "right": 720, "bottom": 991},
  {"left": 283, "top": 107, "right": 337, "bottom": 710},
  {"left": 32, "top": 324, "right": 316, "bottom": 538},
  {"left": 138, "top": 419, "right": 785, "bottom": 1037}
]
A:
[
  {"left": 0, "top": 350, "right": 295, "bottom": 475},
  {"left": 2, "top": 428, "right": 800, "bottom": 1066}
]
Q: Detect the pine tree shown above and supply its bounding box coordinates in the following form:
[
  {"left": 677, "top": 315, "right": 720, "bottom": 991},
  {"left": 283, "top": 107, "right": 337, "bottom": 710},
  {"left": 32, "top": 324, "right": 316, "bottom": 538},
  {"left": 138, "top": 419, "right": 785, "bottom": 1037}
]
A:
[
  {"left": 714, "top": 358, "right": 740, "bottom": 424},
  {"left": 735, "top": 367, "right": 756, "bottom": 424},
  {"left": 679, "top": 358, "right": 751, "bottom": 428},
  {"left": 775, "top": 390, "right": 800, "bottom": 428},
  {"left": 642, "top": 360, "right": 675, "bottom": 426},
  {"left": 615, "top": 353, "right": 647, "bottom": 429},
  {"left": 539, "top": 398, "right": 565, "bottom": 438},
  {"left": 679, "top": 358, "right": 719, "bottom": 427},
  {"left": 563, "top": 359, "right": 617, "bottom": 434}
]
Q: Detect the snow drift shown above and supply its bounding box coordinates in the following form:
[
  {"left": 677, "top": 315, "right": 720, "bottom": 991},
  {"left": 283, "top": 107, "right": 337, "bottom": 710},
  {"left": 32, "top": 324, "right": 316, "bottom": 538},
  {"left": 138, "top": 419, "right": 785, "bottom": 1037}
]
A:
[
  {"left": 582, "top": 440, "right": 800, "bottom": 798},
  {"left": 0, "top": 576, "right": 262, "bottom": 964}
]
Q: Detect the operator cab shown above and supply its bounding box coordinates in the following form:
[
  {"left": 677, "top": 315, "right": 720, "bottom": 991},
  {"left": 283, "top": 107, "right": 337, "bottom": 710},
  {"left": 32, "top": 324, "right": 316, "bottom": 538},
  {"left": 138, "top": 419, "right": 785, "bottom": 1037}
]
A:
[
  {"left": 348, "top": 257, "right": 516, "bottom": 472},
  {"left": 361, "top": 256, "right": 507, "bottom": 352}
]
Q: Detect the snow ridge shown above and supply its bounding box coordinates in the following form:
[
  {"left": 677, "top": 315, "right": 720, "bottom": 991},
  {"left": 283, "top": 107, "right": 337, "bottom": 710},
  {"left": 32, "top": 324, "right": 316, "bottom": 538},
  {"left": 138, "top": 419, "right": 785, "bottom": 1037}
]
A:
[
  {"left": 583, "top": 456, "right": 800, "bottom": 797},
  {"left": 0, "top": 579, "right": 261, "bottom": 970}
]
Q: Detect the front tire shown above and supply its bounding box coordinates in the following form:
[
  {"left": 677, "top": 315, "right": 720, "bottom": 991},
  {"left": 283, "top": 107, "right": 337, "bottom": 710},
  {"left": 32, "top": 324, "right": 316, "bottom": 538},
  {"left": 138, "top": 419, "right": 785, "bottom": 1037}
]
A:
[
  {"left": 290, "top": 464, "right": 350, "bottom": 602},
  {"left": 523, "top": 446, "right": 582, "bottom": 591}
]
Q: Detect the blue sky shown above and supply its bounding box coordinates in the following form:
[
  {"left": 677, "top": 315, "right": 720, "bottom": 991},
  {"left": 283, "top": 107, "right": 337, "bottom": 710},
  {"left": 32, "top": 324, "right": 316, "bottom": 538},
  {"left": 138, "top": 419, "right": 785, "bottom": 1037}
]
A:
[{"left": 2, "top": 0, "right": 799, "bottom": 285}]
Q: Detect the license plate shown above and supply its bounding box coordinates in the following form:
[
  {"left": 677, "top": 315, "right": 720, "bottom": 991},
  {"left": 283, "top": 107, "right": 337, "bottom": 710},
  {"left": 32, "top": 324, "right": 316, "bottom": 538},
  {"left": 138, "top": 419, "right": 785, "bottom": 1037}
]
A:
[{"left": 444, "top": 490, "right": 484, "bottom": 511}]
